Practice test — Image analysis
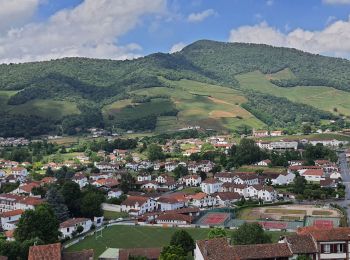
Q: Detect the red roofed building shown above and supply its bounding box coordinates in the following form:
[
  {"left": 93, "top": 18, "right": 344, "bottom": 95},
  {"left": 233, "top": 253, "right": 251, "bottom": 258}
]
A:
[
  {"left": 28, "top": 243, "right": 61, "bottom": 260},
  {"left": 301, "top": 169, "right": 325, "bottom": 182},
  {"left": 59, "top": 218, "right": 92, "bottom": 238},
  {"left": 0, "top": 209, "right": 24, "bottom": 231},
  {"left": 121, "top": 196, "right": 156, "bottom": 216},
  {"left": 156, "top": 213, "right": 193, "bottom": 225}
]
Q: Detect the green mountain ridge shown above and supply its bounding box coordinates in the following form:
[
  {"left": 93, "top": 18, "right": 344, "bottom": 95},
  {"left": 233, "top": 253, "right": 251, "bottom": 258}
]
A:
[{"left": 0, "top": 40, "right": 349, "bottom": 137}]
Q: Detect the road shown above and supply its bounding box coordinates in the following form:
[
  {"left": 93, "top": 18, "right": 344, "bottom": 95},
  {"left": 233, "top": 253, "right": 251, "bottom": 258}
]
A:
[{"left": 336, "top": 152, "right": 350, "bottom": 222}]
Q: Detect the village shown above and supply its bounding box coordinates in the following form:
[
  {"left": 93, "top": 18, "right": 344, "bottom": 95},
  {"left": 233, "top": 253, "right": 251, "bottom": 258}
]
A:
[{"left": 0, "top": 128, "right": 349, "bottom": 259}]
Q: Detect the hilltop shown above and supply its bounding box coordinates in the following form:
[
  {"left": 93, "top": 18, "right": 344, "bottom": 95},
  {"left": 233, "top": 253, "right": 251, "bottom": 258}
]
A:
[{"left": 1, "top": 40, "right": 350, "bottom": 137}]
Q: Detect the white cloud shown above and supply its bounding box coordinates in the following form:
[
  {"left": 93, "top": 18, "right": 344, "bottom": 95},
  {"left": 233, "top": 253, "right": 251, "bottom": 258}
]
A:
[
  {"left": 0, "top": 0, "right": 41, "bottom": 32},
  {"left": 228, "top": 19, "right": 350, "bottom": 58},
  {"left": 266, "top": 0, "right": 274, "bottom": 6},
  {"left": 169, "top": 42, "right": 186, "bottom": 53},
  {"left": 323, "top": 0, "right": 350, "bottom": 4},
  {"left": 0, "top": 0, "right": 166, "bottom": 63},
  {"left": 187, "top": 9, "right": 216, "bottom": 23}
]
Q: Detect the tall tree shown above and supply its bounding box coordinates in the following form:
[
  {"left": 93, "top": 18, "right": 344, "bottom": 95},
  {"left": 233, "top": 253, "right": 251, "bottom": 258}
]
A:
[
  {"left": 147, "top": 144, "right": 165, "bottom": 161},
  {"left": 80, "top": 191, "right": 105, "bottom": 218},
  {"left": 60, "top": 181, "right": 82, "bottom": 217},
  {"left": 120, "top": 173, "right": 135, "bottom": 193},
  {"left": 231, "top": 222, "right": 271, "bottom": 245},
  {"left": 14, "top": 204, "right": 60, "bottom": 243},
  {"left": 45, "top": 186, "right": 69, "bottom": 222},
  {"left": 170, "top": 230, "right": 195, "bottom": 254},
  {"left": 159, "top": 245, "right": 187, "bottom": 260}
]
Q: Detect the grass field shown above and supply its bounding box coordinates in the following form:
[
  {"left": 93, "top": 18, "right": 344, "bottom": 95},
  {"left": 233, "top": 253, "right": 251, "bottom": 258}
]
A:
[
  {"left": 66, "top": 225, "right": 290, "bottom": 259},
  {"left": 312, "top": 210, "right": 333, "bottom": 216},
  {"left": 237, "top": 165, "right": 286, "bottom": 173},
  {"left": 128, "top": 78, "right": 265, "bottom": 132},
  {"left": 236, "top": 70, "right": 350, "bottom": 117},
  {"left": 103, "top": 211, "right": 129, "bottom": 220},
  {"left": 251, "top": 133, "right": 350, "bottom": 142},
  {"left": 264, "top": 209, "right": 306, "bottom": 215},
  {"left": 0, "top": 94, "right": 80, "bottom": 120}
]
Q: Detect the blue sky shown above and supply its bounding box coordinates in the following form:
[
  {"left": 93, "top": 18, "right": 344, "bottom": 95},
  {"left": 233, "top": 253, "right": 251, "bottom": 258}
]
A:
[{"left": 1, "top": 0, "right": 350, "bottom": 63}]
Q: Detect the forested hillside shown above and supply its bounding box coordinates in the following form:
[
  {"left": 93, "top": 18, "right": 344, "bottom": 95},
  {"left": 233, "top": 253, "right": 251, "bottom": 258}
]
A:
[{"left": 0, "top": 40, "right": 349, "bottom": 137}]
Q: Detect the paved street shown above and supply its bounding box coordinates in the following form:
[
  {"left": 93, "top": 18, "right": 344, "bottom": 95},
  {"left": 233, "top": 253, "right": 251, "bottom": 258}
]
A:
[{"left": 337, "top": 152, "right": 350, "bottom": 222}]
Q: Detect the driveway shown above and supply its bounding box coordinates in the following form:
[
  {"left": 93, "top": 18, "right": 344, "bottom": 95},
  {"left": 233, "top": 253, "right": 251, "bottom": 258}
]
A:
[{"left": 336, "top": 153, "right": 350, "bottom": 222}]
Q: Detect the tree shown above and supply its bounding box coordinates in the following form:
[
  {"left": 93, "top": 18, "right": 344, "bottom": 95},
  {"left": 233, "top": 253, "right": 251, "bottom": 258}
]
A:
[
  {"left": 159, "top": 245, "right": 187, "bottom": 260},
  {"left": 296, "top": 255, "right": 312, "bottom": 260},
  {"left": 76, "top": 225, "right": 84, "bottom": 234},
  {"left": 231, "top": 222, "right": 272, "bottom": 245},
  {"left": 120, "top": 173, "right": 135, "bottom": 193},
  {"left": 14, "top": 204, "right": 60, "bottom": 243},
  {"left": 293, "top": 174, "right": 307, "bottom": 194},
  {"left": 232, "top": 139, "right": 262, "bottom": 166},
  {"left": 170, "top": 230, "right": 195, "bottom": 254},
  {"left": 45, "top": 186, "right": 69, "bottom": 222},
  {"left": 302, "top": 124, "right": 312, "bottom": 135},
  {"left": 61, "top": 181, "right": 82, "bottom": 217},
  {"left": 173, "top": 165, "right": 188, "bottom": 180},
  {"left": 208, "top": 227, "right": 228, "bottom": 239},
  {"left": 147, "top": 144, "right": 165, "bottom": 161},
  {"left": 80, "top": 191, "right": 105, "bottom": 218}
]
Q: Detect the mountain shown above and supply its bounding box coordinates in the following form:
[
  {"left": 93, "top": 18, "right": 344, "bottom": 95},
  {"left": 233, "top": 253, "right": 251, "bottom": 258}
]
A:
[{"left": 0, "top": 40, "right": 349, "bottom": 137}]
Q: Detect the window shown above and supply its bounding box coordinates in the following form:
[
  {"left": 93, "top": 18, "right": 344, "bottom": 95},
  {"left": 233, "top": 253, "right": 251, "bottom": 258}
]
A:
[{"left": 322, "top": 244, "right": 330, "bottom": 253}]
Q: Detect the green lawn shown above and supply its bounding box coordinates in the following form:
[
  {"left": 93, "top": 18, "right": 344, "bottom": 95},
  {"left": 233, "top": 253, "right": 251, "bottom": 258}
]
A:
[
  {"left": 66, "top": 225, "right": 291, "bottom": 259},
  {"left": 103, "top": 211, "right": 129, "bottom": 220},
  {"left": 236, "top": 70, "right": 350, "bottom": 117}
]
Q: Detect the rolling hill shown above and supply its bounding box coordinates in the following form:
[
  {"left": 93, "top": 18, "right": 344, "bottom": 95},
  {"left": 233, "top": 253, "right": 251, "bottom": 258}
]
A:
[{"left": 0, "top": 40, "right": 349, "bottom": 137}]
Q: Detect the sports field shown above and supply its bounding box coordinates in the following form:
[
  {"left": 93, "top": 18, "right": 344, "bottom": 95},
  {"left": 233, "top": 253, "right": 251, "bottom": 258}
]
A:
[{"left": 66, "top": 225, "right": 288, "bottom": 259}]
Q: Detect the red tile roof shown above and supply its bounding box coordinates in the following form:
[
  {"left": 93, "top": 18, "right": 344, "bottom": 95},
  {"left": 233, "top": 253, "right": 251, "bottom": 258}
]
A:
[
  {"left": 121, "top": 196, "right": 148, "bottom": 206},
  {"left": 119, "top": 248, "right": 161, "bottom": 260},
  {"left": 298, "top": 227, "right": 350, "bottom": 241},
  {"left": 60, "top": 218, "right": 90, "bottom": 229},
  {"left": 28, "top": 243, "right": 61, "bottom": 260},
  {"left": 0, "top": 209, "right": 24, "bottom": 218},
  {"left": 233, "top": 243, "right": 293, "bottom": 259},
  {"left": 157, "top": 213, "right": 192, "bottom": 223}
]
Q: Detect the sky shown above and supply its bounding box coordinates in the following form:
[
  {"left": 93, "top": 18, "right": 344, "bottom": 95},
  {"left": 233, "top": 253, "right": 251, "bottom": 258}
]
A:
[{"left": 1, "top": 0, "right": 350, "bottom": 63}]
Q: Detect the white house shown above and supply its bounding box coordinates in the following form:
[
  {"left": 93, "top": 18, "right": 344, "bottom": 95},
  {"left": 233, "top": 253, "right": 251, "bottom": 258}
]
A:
[
  {"left": 156, "top": 213, "right": 192, "bottom": 225},
  {"left": 107, "top": 188, "right": 123, "bottom": 199},
  {"left": 165, "top": 162, "right": 177, "bottom": 172},
  {"left": 72, "top": 173, "right": 89, "bottom": 188},
  {"left": 215, "top": 192, "right": 241, "bottom": 206},
  {"left": 11, "top": 167, "right": 28, "bottom": 177},
  {"left": 157, "top": 197, "right": 184, "bottom": 211},
  {"left": 141, "top": 181, "right": 159, "bottom": 190},
  {"left": 121, "top": 196, "right": 156, "bottom": 216},
  {"left": 301, "top": 169, "right": 325, "bottom": 182},
  {"left": 330, "top": 171, "right": 342, "bottom": 180},
  {"left": 59, "top": 218, "right": 92, "bottom": 238},
  {"left": 215, "top": 172, "right": 236, "bottom": 183},
  {"left": 200, "top": 178, "right": 222, "bottom": 194},
  {"left": 271, "top": 172, "right": 295, "bottom": 185},
  {"left": 137, "top": 173, "right": 152, "bottom": 182},
  {"left": 256, "top": 159, "right": 271, "bottom": 167},
  {"left": 233, "top": 174, "right": 259, "bottom": 186},
  {"left": 244, "top": 185, "right": 277, "bottom": 201},
  {"left": 189, "top": 193, "right": 217, "bottom": 208},
  {"left": 182, "top": 175, "right": 202, "bottom": 187},
  {"left": 0, "top": 209, "right": 23, "bottom": 231}
]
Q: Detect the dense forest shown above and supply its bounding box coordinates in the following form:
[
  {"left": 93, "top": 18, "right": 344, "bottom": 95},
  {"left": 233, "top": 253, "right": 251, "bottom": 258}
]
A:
[{"left": 1, "top": 40, "right": 350, "bottom": 137}]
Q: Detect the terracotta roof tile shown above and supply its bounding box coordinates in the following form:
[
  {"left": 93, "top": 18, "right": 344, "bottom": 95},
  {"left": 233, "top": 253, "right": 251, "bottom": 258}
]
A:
[{"left": 28, "top": 243, "right": 61, "bottom": 260}]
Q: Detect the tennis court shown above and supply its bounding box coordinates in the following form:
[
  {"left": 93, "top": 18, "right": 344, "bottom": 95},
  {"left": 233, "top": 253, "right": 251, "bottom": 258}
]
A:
[{"left": 196, "top": 212, "right": 231, "bottom": 226}]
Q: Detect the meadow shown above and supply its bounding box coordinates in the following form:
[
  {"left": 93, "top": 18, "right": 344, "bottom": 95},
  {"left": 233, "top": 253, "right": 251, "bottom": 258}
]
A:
[
  {"left": 236, "top": 70, "right": 350, "bottom": 117},
  {"left": 66, "top": 225, "right": 289, "bottom": 259}
]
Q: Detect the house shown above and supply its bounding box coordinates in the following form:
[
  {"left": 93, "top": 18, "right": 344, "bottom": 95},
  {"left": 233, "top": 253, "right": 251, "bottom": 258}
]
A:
[
  {"left": 270, "top": 130, "right": 283, "bottom": 136},
  {"left": 244, "top": 185, "right": 277, "bottom": 202},
  {"left": 107, "top": 188, "right": 123, "bottom": 199},
  {"left": 309, "top": 139, "right": 348, "bottom": 147},
  {"left": 182, "top": 175, "right": 202, "bottom": 187},
  {"left": 11, "top": 182, "right": 40, "bottom": 196},
  {"left": 157, "top": 197, "right": 184, "bottom": 211},
  {"left": 0, "top": 209, "right": 24, "bottom": 231},
  {"left": 215, "top": 192, "right": 241, "bottom": 206},
  {"left": 233, "top": 174, "right": 259, "bottom": 186},
  {"left": 271, "top": 172, "right": 295, "bottom": 185},
  {"left": 253, "top": 129, "right": 269, "bottom": 137},
  {"left": 137, "top": 172, "right": 152, "bottom": 182},
  {"left": 330, "top": 171, "right": 342, "bottom": 180},
  {"left": 255, "top": 159, "right": 271, "bottom": 167},
  {"left": 320, "top": 178, "right": 338, "bottom": 188},
  {"left": 301, "top": 169, "right": 325, "bottom": 182},
  {"left": 72, "top": 172, "right": 89, "bottom": 188},
  {"left": 200, "top": 178, "right": 223, "bottom": 194},
  {"left": 156, "top": 213, "right": 192, "bottom": 225},
  {"left": 121, "top": 196, "right": 156, "bottom": 216},
  {"left": 28, "top": 242, "right": 94, "bottom": 260},
  {"left": 92, "top": 178, "right": 118, "bottom": 188},
  {"left": 10, "top": 167, "right": 28, "bottom": 177},
  {"left": 156, "top": 174, "right": 174, "bottom": 184},
  {"left": 220, "top": 183, "right": 246, "bottom": 195},
  {"left": 0, "top": 194, "right": 43, "bottom": 213},
  {"left": 257, "top": 140, "right": 298, "bottom": 151},
  {"left": 164, "top": 162, "right": 178, "bottom": 172},
  {"left": 140, "top": 181, "right": 159, "bottom": 191},
  {"left": 125, "top": 162, "right": 139, "bottom": 171},
  {"left": 189, "top": 192, "right": 216, "bottom": 208},
  {"left": 215, "top": 172, "right": 236, "bottom": 183},
  {"left": 59, "top": 218, "right": 92, "bottom": 238},
  {"left": 94, "top": 162, "right": 119, "bottom": 173}
]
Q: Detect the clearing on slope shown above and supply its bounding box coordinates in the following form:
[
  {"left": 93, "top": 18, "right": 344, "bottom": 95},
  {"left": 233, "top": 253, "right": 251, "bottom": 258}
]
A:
[{"left": 236, "top": 70, "right": 350, "bottom": 117}]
